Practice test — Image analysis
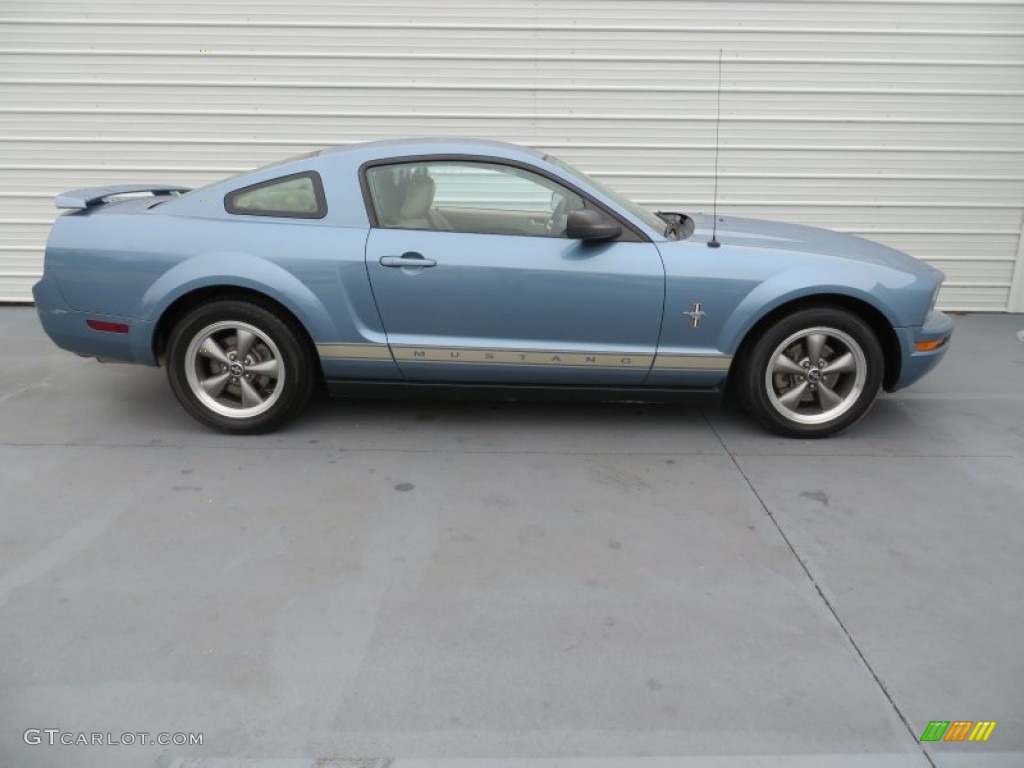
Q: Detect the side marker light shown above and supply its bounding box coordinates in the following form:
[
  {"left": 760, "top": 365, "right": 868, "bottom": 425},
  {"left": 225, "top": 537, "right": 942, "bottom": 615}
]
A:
[{"left": 86, "top": 319, "right": 130, "bottom": 334}]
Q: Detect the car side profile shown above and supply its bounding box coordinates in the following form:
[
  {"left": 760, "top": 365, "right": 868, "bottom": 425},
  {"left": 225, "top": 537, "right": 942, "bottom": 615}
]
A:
[{"left": 34, "top": 138, "right": 953, "bottom": 437}]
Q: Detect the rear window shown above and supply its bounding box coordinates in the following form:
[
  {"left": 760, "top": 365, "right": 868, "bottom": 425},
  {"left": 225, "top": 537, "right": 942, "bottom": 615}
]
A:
[{"left": 225, "top": 171, "right": 326, "bottom": 219}]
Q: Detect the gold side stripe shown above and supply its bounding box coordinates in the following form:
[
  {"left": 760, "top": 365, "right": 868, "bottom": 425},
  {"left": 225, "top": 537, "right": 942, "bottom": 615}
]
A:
[
  {"left": 393, "top": 346, "right": 654, "bottom": 367},
  {"left": 315, "top": 343, "right": 393, "bottom": 360},
  {"left": 317, "top": 342, "right": 731, "bottom": 371},
  {"left": 652, "top": 354, "right": 733, "bottom": 371}
]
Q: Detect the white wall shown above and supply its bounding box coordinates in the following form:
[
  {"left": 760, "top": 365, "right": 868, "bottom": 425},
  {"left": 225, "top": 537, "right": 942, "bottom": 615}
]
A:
[{"left": 2, "top": 0, "right": 1023, "bottom": 310}]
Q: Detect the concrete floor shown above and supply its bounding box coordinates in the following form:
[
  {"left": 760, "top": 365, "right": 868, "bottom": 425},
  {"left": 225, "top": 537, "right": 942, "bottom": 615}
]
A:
[{"left": 0, "top": 307, "right": 1021, "bottom": 768}]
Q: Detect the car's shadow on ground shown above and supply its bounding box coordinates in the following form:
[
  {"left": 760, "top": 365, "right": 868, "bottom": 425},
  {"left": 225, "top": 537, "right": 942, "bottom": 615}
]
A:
[
  {"left": 299, "top": 389, "right": 718, "bottom": 426},
  {"left": 285, "top": 389, "right": 731, "bottom": 453},
  {"left": 11, "top": 361, "right": 725, "bottom": 449},
  {"left": 10, "top": 360, "right": 1023, "bottom": 458}
]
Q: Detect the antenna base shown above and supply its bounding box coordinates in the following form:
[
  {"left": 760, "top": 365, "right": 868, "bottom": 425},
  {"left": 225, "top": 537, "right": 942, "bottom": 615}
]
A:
[{"left": 707, "top": 238, "right": 721, "bottom": 248}]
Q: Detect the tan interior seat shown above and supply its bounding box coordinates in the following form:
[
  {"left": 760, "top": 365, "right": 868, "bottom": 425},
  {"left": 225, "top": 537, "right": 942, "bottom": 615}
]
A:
[{"left": 394, "top": 174, "right": 452, "bottom": 231}]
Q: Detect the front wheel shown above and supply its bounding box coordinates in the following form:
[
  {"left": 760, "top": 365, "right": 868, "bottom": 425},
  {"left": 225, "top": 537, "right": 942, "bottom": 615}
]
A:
[
  {"left": 735, "top": 307, "right": 884, "bottom": 438},
  {"left": 166, "top": 299, "right": 316, "bottom": 433}
]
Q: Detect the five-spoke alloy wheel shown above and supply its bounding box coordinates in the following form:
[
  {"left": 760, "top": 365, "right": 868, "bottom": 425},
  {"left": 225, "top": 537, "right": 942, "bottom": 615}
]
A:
[
  {"left": 167, "top": 299, "right": 316, "bottom": 433},
  {"left": 736, "top": 307, "right": 883, "bottom": 438}
]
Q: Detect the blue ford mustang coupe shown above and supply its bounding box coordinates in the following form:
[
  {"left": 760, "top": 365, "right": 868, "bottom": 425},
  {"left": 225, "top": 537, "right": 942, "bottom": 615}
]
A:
[{"left": 34, "top": 138, "right": 953, "bottom": 437}]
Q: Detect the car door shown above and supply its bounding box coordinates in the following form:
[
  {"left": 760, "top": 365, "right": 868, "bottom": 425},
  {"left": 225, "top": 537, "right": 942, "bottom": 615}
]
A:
[{"left": 362, "top": 158, "right": 665, "bottom": 385}]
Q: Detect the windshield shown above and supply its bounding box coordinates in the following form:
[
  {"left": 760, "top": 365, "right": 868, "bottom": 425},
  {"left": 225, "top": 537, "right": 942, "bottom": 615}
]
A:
[{"left": 544, "top": 153, "right": 671, "bottom": 237}]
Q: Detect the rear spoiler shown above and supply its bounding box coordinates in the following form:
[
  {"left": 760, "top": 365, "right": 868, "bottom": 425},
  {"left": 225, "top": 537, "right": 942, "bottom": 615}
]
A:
[{"left": 55, "top": 184, "right": 192, "bottom": 210}]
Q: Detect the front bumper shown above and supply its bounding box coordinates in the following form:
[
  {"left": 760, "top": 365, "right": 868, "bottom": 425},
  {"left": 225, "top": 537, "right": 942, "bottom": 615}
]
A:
[
  {"left": 890, "top": 309, "right": 955, "bottom": 391},
  {"left": 33, "top": 273, "right": 156, "bottom": 365}
]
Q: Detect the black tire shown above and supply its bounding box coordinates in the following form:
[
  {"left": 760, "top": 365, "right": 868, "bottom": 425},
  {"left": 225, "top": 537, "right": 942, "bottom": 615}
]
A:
[
  {"left": 734, "top": 307, "right": 884, "bottom": 438},
  {"left": 166, "top": 299, "right": 316, "bottom": 434}
]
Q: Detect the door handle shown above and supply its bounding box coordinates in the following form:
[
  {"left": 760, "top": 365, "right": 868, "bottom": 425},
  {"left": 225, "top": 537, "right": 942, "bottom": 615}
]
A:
[{"left": 379, "top": 252, "right": 437, "bottom": 268}]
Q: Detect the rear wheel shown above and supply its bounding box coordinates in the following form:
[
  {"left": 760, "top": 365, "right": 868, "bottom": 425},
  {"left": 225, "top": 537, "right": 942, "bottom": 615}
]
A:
[
  {"left": 735, "top": 307, "right": 883, "bottom": 438},
  {"left": 166, "top": 299, "right": 315, "bottom": 433}
]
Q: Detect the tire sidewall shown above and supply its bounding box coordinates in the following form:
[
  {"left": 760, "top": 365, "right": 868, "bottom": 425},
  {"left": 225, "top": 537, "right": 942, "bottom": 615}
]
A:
[
  {"left": 738, "top": 307, "right": 884, "bottom": 438},
  {"left": 166, "top": 300, "right": 314, "bottom": 433}
]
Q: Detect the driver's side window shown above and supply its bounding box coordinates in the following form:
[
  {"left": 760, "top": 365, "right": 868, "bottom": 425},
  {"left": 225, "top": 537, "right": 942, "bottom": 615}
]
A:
[{"left": 365, "top": 160, "right": 585, "bottom": 238}]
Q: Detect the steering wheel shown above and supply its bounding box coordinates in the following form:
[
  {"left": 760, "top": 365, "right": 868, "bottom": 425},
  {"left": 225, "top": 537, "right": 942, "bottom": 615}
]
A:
[{"left": 546, "top": 195, "right": 570, "bottom": 236}]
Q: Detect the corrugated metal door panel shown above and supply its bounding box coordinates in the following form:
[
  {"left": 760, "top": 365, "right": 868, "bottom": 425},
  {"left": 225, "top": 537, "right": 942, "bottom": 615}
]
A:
[
  {"left": 0, "top": 0, "right": 1022, "bottom": 311},
  {"left": 4, "top": 0, "right": 1023, "bottom": 25},
  {"left": 6, "top": 56, "right": 1023, "bottom": 90},
  {"left": 4, "top": 140, "right": 1024, "bottom": 179}
]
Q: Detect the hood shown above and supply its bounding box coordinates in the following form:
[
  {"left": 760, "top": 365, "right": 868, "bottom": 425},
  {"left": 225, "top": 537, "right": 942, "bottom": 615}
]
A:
[{"left": 688, "top": 214, "right": 942, "bottom": 279}]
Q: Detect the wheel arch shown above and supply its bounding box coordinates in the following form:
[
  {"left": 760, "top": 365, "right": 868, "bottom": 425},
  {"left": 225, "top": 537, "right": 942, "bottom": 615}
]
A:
[
  {"left": 730, "top": 293, "right": 902, "bottom": 391},
  {"left": 152, "top": 285, "right": 320, "bottom": 374}
]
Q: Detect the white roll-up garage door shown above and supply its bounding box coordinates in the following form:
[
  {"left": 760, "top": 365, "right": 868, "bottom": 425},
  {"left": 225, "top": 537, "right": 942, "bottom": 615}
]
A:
[{"left": 2, "top": 0, "right": 1023, "bottom": 310}]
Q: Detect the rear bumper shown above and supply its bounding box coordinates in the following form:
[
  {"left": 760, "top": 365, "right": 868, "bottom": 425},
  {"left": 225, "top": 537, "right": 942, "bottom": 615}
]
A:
[
  {"left": 33, "top": 273, "right": 157, "bottom": 365},
  {"left": 890, "top": 309, "right": 954, "bottom": 391}
]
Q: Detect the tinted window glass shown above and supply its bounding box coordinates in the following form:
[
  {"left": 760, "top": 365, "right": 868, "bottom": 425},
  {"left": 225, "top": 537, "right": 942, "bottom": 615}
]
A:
[
  {"left": 225, "top": 172, "right": 326, "bottom": 218},
  {"left": 365, "top": 160, "right": 586, "bottom": 237},
  {"left": 544, "top": 153, "right": 667, "bottom": 235}
]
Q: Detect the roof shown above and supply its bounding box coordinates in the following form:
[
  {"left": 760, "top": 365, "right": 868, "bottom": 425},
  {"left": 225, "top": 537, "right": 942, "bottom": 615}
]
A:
[{"left": 320, "top": 137, "right": 546, "bottom": 162}]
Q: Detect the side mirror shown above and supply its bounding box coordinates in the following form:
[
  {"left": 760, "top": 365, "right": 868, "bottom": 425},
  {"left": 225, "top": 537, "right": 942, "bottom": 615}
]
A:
[{"left": 566, "top": 209, "right": 622, "bottom": 241}]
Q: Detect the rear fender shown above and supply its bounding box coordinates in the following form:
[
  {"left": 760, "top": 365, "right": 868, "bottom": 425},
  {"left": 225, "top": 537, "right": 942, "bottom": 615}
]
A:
[{"left": 133, "top": 251, "right": 338, "bottom": 364}]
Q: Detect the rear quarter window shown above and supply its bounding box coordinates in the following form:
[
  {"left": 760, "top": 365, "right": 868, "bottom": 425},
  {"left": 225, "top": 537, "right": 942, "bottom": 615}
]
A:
[{"left": 225, "top": 171, "right": 327, "bottom": 219}]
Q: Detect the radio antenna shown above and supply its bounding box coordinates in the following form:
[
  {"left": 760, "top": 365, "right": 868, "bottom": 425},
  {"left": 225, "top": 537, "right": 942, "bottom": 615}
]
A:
[{"left": 707, "top": 48, "right": 723, "bottom": 248}]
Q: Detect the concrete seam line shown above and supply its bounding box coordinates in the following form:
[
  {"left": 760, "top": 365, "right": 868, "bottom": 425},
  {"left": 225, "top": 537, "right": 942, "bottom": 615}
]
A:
[{"left": 700, "top": 411, "right": 936, "bottom": 768}]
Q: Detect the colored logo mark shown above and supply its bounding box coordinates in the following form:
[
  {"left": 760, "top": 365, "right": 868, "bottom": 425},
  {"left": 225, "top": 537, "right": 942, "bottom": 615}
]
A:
[{"left": 920, "top": 720, "right": 997, "bottom": 742}]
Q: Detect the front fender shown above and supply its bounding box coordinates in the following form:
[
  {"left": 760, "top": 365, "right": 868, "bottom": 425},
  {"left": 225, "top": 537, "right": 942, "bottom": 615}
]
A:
[
  {"left": 132, "top": 251, "right": 338, "bottom": 364},
  {"left": 717, "top": 266, "right": 915, "bottom": 355}
]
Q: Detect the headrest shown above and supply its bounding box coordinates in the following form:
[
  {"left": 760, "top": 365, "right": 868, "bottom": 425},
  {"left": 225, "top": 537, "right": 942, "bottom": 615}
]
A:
[{"left": 399, "top": 174, "right": 436, "bottom": 220}]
